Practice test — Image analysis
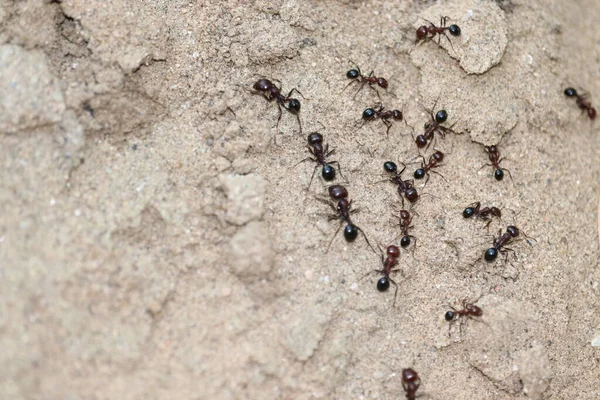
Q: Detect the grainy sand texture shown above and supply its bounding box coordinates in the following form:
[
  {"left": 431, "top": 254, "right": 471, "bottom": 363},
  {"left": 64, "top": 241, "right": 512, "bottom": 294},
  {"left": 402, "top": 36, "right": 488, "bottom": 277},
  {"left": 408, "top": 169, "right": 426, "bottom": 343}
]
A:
[{"left": 1, "top": 0, "right": 600, "bottom": 399}]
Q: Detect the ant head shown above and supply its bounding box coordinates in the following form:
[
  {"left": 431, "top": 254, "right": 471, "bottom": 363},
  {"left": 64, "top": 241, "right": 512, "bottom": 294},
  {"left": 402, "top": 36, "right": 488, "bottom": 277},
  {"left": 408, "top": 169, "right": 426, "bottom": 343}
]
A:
[
  {"left": 494, "top": 168, "right": 504, "bottom": 181},
  {"left": 253, "top": 78, "right": 272, "bottom": 92},
  {"left": 448, "top": 24, "right": 461, "bottom": 36},
  {"left": 328, "top": 184, "right": 348, "bottom": 200},
  {"left": 416, "top": 25, "right": 428, "bottom": 40},
  {"left": 491, "top": 207, "right": 502, "bottom": 217},
  {"left": 435, "top": 109, "right": 448, "bottom": 123},
  {"left": 463, "top": 207, "right": 475, "bottom": 218},
  {"left": 507, "top": 225, "right": 519, "bottom": 237},
  {"left": 432, "top": 151, "right": 444, "bottom": 162},
  {"left": 346, "top": 69, "right": 360, "bottom": 79},
  {"left": 308, "top": 132, "right": 323, "bottom": 145},
  {"left": 377, "top": 276, "right": 390, "bottom": 292},
  {"left": 400, "top": 235, "right": 411, "bottom": 248},
  {"left": 405, "top": 188, "right": 419, "bottom": 203},
  {"left": 444, "top": 310, "right": 456, "bottom": 321},
  {"left": 377, "top": 77, "right": 389, "bottom": 89},
  {"left": 399, "top": 210, "right": 410, "bottom": 220},
  {"left": 343, "top": 224, "right": 358, "bottom": 242},
  {"left": 414, "top": 168, "right": 426, "bottom": 180},
  {"left": 564, "top": 87, "right": 577, "bottom": 97},
  {"left": 383, "top": 161, "right": 397, "bottom": 173},
  {"left": 386, "top": 245, "right": 400, "bottom": 258},
  {"left": 484, "top": 248, "right": 498, "bottom": 262},
  {"left": 362, "top": 107, "right": 376, "bottom": 120},
  {"left": 588, "top": 107, "right": 597, "bottom": 119},
  {"left": 322, "top": 164, "right": 336, "bottom": 181},
  {"left": 392, "top": 110, "right": 403, "bottom": 120},
  {"left": 415, "top": 134, "right": 428, "bottom": 148},
  {"left": 287, "top": 99, "right": 301, "bottom": 114},
  {"left": 402, "top": 368, "right": 421, "bottom": 385}
]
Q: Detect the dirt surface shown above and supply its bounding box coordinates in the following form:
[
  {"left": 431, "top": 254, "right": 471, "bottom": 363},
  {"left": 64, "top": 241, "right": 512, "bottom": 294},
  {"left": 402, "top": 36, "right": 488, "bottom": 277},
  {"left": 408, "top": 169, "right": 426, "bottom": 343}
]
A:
[{"left": 1, "top": 0, "right": 600, "bottom": 399}]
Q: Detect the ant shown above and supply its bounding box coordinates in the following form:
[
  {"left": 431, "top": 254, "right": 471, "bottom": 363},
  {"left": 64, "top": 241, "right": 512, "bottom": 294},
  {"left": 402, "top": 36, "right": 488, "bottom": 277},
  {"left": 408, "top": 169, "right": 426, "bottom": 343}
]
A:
[
  {"left": 481, "top": 144, "right": 512, "bottom": 181},
  {"left": 564, "top": 87, "right": 597, "bottom": 120},
  {"left": 317, "top": 185, "right": 375, "bottom": 252},
  {"left": 484, "top": 225, "right": 524, "bottom": 262},
  {"left": 445, "top": 298, "right": 483, "bottom": 337},
  {"left": 296, "top": 132, "right": 344, "bottom": 190},
  {"left": 382, "top": 161, "right": 419, "bottom": 206},
  {"left": 392, "top": 209, "right": 417, "bottom": 249},
  {"left": 363, "top": 245, "right": 401, "bottom": 306},
  {"left": 413, "top": 150, "right": 445, "bottom": 185},
  {"left": 414, "top": 105, "right": 457, "bottom": 148},
  {"left": 362, "top": 104, "right": 404, "bottom": 136},
  {"left": 251, "top": 78, "right": 303, "bottom": 132},
  {"left": 463, "top": 201, "right": 502, "bottom": 229},
  {"left": 401, "top": 368, "right": 421, "bottom": 400},
  {"left": 344, "top": 63, "right": 389, "bottom": 99},
  {"left": 416, "top": 16, "right": 461, "bottom": 49}
]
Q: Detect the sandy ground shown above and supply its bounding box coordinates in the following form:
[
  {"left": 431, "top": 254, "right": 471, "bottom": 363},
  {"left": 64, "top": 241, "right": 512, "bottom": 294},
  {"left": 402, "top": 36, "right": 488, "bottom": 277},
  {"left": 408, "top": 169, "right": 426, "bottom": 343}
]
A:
[{"left": 1, "top": 0, "right": 600, "bottom": 399}]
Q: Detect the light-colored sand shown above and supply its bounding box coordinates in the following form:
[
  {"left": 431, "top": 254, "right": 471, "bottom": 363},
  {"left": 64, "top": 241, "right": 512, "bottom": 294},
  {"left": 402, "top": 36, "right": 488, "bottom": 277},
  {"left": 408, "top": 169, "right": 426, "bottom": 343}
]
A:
[{"left": 1, "top": 0, "right": 599, "bottom": 399}]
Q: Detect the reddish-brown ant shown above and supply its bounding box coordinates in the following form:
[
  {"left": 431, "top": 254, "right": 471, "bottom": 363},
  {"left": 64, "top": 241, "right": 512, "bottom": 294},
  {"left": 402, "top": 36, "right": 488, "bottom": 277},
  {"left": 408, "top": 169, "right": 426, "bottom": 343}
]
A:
[
  {"left": 382, "top": 161, "right": 419, "bottom": 206},
  {"left": 445, "top": 298, "right": 483, "bottom": 337},
  {"left": 392, "top": 209, "right": 417, "bottom": 249},
  {"left": 361, "top": 104, "right": 404, "bottom": 136},
  {"left": 413, "top": 150, "right": 446, "bottom": 185},
  {"left": 317, "top": 185, "right": 375, "bottom": 252},
  {"left": 416, "top": 16, "right": 461, "bottom": 49},
  {"left": 463, "top": 201, "right": 502, "bottom": 230},
  {"left": 344, "top": 63, "right": 389, "bottom": 99},
  {"left": 296, "top": 132, "right": 344, "bottom": 190},
  {"left": 480, "top": 144, "right": 512, "bottom": 181},
  {"left": 414, "top": 104, "right": 457, "bottom": 148},
  {"left": 363, "top": 245, "right": 401, "bottom": 305},
  {"left": 401, "top": 368, "right": 421, "bottom": 400},
  {"left": 484, "top": 225, "right": 523, "bottom": 262},
  {"left": 251, "top": 78, "right": 303, "bottom": 132},
  {"left": 564, "top": 87, "right": 597, "bottom": 120}
]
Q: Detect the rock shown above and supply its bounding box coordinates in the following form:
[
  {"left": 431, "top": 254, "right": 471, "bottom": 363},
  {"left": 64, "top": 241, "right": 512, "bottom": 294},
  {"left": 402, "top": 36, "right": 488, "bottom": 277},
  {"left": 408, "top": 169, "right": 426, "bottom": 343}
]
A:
[
  {"left": 228, "top": 221, "right": 274, "bottom": 279},
  {"left": 219, "top": 173, "right": 267, "bottom": 225},
  {"left": 0, "top": 45, "right": 66, "bottom": 133}
]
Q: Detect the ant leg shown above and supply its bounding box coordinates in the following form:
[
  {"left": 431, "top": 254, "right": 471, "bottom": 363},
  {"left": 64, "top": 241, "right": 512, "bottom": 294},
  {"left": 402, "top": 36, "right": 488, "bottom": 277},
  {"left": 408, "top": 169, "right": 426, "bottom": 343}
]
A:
[
  {"left": 287, "top": 88, "right": 305, "bottom": 99},
  {"left": 295, "top": 113, "right": 302, "bottom": 133},
  {"left": 360, "top": 268, "right": 384, "bottom": 281},
  {"left": 306, "top": 165, "right": 319, "bottom": 191},
  {"left": 328, "top": 161, "right": 347, "bottom": 183},
  {"left": 293, "top": 156, "right": 317, "bottom": 169},
  {"left": 326, "top": 222, "right": 344, "bottom": 253},
  {"left": 315, "top": 197, "right": 337, "bottom": 214},
  {"left": 501, "top": 167, "right": 514, "bottom": 184},
  {"left": 353, "top": 81, "right": 367, "bottom": 99},
  {"left": 275, "top": 103, "right": 283, "bottom": 132},
  {"left": 341, "top": 79, "right": 358, "bottom": 94},
  {"left": 430, "top": 169, "right": 448, "bottom": 182},
  {"left": 389, "top": 277, "right": 399, "bottom": 307},
  {"left": 356, "top": 225, "right": 377, "bottom": 254},
  {"left": 383, "top": 120, "right": 392, "bottom": 137}
]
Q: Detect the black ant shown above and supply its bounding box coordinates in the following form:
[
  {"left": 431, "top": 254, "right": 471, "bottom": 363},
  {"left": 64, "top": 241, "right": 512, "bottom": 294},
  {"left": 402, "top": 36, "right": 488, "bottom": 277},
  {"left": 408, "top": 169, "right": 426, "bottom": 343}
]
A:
[
  {"left": 484, "top": 225, "right": 522, "bottom": 262},
  {"left": 362, "top": 104, "right": 404, "bottom": 136},
  {"left": 445, "top": 298, "right": 483, "bottom": 337},
  {"left": 414, "top": 105, "right": 457, "bottom": 148},
  {"left": 392, "top": 209, "right": 417, "bottom": 249},
  {"left": 317, "top": 185, "right": 374, "bottom": 252},
  {"left": 564, "top": 87, "right": 597, "bottom": 120},
  {"left": 413, "top": 150, "right": 445, "bottom": 185},
  {"left": 416, "top": 16, "right": 461, "bottom": 49},
  {"left": 344, "top": 63, "right": 389, "bottom": 99},
  {"left": 382, "top": 161, "right": 419, "bottom": 206},
  {"left": 463, "top": 201, "right": 502, "bottom": 229},
  {"left": 481, "top": 144, "right": 512, "bottom": 181},
  {"left": 363, "top": 245, "right": 401, "bottom": 305},
  {"left": 251, "top": 78, "right": 303, "bottom": 132},
  {"left": 296, "top": 132, "right": 344, "bottom": 190},
  {"left": 401, "top": 368, "right": 421, "bottom": 400}
]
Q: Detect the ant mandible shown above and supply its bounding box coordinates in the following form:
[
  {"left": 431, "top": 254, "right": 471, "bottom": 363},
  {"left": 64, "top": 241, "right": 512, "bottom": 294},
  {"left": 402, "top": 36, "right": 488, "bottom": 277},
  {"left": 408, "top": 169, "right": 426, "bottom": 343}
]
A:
[
  {"left": 445, "top": 298, "right": 483, "bottom": 337},
  {"left": 317, "top": 185, "right": 375, "bottom": 252},
  {"left": 564, "top": 87, "right": 597, "bottom": 120},
  {"left": 414, "top": 104, "right": 457, "bottom": 148},
  {"left": 251, "top": 78, "right": 303, "bottom": 132},
  {"left": 392, "top": 209, "right": 417, "bottom": 249},
  {"left": 344, "top": 63, "right": 389, "bottom": 99},
  {"left": 413, "top": 150, "right": 445, "bottom": 185},
  {"left": 363, "top": 245, "right": 401, "bottom": 306},
  {"left": 362, "top": 104, "right": 404, "bottom": 136},
  {"left": 463, "top": 201, "right": 502, "bottom": 230},
  {"left": 382, "top": 161, "right": 419, "bottom": 206},
  {"left": 295, "top": 132, "right": 344, "bottom": 190},
  {"left": 401, "top": 368, "right": 421, "bottom": 400},
  {"left": 481, "top": 144, "right": 512, "bottom": 181},
  {"left": 416, "top": 16, "right": 461, "bottom": 49}
]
